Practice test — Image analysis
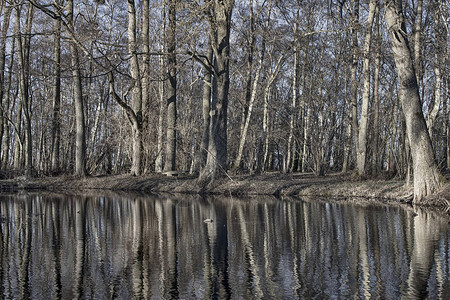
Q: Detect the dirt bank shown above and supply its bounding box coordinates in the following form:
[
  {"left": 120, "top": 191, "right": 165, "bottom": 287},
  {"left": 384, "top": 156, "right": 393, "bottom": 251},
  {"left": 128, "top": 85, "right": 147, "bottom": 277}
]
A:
[{"left": 1, "top": 172, "right": 449, "bottom": 210}]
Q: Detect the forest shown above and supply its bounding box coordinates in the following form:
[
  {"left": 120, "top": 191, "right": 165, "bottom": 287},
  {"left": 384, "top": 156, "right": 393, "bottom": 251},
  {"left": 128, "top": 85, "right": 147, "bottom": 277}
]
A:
[{"left": 0, "top": 0, "right": 448, "bottom": 203}]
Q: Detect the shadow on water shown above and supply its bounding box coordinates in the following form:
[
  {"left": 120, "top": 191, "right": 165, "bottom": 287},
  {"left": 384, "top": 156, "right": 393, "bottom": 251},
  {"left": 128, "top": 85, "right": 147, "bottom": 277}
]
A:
[{"left": 0, "top": 192, "right": 449, "bottom": 299}]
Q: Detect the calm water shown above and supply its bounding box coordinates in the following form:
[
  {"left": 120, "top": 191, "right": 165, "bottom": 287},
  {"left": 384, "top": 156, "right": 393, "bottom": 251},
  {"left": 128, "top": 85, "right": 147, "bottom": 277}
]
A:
[{"left": 0, "top": 193, "right": 449, "bottom": 299}]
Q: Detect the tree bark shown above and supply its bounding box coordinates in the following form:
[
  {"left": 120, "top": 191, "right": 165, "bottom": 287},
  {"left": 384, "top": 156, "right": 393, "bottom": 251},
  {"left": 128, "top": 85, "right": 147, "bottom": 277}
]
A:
[
  {"left": 51, "top": 9, "right": 61, "bottom": 174},
  {"left": 371, "top": 7, "right": 381, "bottom": 175},
  {"left": 385, "top": 0, "right": 443, "bottom": 203},
  {"left": 155, "top": 4, "right": 166, "bottom": 173},
  {"left": 233, "top": 0, "right": 271, "bottom": 171},
  {"left": 0, "top": 5, "right": 11, "bottom": 168},
  {"left": 350, "top": 0, "right": 359, "bottom": 174},
  {"left": 198, "top": 0, "right": 235, "bottom": 185},
  {"left": 127, "top": 0, "right": 143, "bottom": 176},
  {"left": 286, "top": 8, "right": 300, "bottom": 173},
  {"left": 66, "top": 0, "right": 86, "bottom": 177},
  {"left": 164, "top": 0, "right": 177, "bottom": 172},
  {"left": 356, "top": 0, "right": 376, "bottom": 177},
  {"left": 14, "top": 2, "right": 33, "bottom": 176},
  {"left": 413, "top": 0, "right": 423, "bottom": 85}
]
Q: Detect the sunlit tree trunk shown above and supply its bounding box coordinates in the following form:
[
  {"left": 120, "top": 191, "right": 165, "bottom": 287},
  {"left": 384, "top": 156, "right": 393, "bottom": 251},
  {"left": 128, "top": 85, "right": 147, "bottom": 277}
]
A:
[
  {"left": 356, "top": 0, "right": 376, "bottom": 177},
  {"left": 385, "top": 0, "right": 443, "bottom": 203},
  {"left": 164, "top": 0, "right": 177, "bottom": 172}
]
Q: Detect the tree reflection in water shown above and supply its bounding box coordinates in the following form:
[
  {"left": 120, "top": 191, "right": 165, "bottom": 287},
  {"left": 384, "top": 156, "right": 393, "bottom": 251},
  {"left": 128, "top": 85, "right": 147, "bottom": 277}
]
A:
[{"left": 0, "top": 194, "right": 449, "bottom": 299}]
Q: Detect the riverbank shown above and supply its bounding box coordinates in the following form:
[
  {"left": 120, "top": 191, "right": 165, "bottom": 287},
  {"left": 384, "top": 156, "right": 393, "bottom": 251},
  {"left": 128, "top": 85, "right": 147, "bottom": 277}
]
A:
[{"left": 1, "top": 172, "right": 449, "bottom": 210}]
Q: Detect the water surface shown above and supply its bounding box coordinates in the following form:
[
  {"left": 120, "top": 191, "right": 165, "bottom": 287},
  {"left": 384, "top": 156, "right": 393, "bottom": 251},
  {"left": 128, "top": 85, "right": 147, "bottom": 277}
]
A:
[{"left": 1, "top": 193, "right": 449, "bottom": 299}]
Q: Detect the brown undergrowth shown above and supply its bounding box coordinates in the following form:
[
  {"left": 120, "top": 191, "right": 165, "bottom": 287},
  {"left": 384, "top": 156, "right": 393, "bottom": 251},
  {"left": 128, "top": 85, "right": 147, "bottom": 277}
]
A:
[{"left": 1, "top": 171, "right": 449, "bottom": 213}]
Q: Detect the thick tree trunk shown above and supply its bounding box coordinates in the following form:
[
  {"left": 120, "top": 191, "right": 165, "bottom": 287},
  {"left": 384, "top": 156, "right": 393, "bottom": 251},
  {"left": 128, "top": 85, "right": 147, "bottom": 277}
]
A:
[
  {"left": 164, "top": 0, "right": 177, "bottom": 172},
  {"left": 356, "top": 0, "right": 376, "bottom": 177},
  {"left": 385, "top": 0, "right": 443, "bottom": 203},
  {"left": 198, "top": 0, "right": 235, "bottom": 185}
]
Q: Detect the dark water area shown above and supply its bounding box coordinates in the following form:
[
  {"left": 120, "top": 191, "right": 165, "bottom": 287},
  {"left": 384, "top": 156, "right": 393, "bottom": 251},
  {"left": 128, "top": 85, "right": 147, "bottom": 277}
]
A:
[{"left": 0, "top": 193, "right": 449, "bottom": 299}]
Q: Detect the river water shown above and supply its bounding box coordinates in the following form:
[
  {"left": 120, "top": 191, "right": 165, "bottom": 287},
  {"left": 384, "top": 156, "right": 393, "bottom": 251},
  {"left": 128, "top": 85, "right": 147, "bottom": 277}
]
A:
[{"left": 0, "top": 193, "right": 449, "bottom": 299}]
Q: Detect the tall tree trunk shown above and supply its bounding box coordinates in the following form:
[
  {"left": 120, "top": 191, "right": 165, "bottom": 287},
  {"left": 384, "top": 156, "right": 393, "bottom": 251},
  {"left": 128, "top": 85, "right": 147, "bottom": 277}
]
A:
[
  {"left": 51, "top": 12, "right": 61, "bottom": 174},
  {"left": 233, "top": 0, "right": 271, "bottom": 171},
  {"left": 385, "top": 0, "right": 443, "bottom": 203},
  {"left": 155, "top": 5, "right": 166, "bottom": 173},
  {"left": 413, "top": 0, "right": 423, "bottom": 85},
  {"left": 1, "top": 7, "right": 13, "bottom": 170},
  {"left": 141, "top": 0, "right": 150, "bottom": 172},
  {"left": 198, "top": 0, "right": 235, "bottom": 185},
  {"left": 0, "top": 5, "right": 11, "bottom": 167},
  {"left": 142, "top": 0, "right": 150, "bottom": 123},
  {"left": 258, "top": 53, "right": 284, "bottom": 173},
  {"left": 350, "top": 0, "right": 359, "bottom": 174},
  {"left": 286, "top": 9, "right": 300, "bottom": 173},
  {"left": 426, "top": 53, "right": 442, "bottom": 138},
  {"left": 356, "top": 0, "right": 376, "bottom": 177},
  {"left": 371, "top": 7, "right": 381, "bottom": 175},
  {"left": 14, "top": 2, "right": 33, "bottom": 176},
  {"left": 192, "top": 40, "right": 213, "bottom": 174},
  {"left": 66, "top": 0, "right": 86, "bottom": 177},
  {"left": 342, "top": 79, "right": 352, "bottom": 173},
  {"left": 128, "top": 0, "right": 143, "bottom": 176},
  {"left": 447, "top": 77, "right": 450, "bottom": 170},
  {"left": 164, "top": 0, "right": 177, "bottom": 172},
  {"left": 239, "top": 0, "right": 255, "bottom": 148}
]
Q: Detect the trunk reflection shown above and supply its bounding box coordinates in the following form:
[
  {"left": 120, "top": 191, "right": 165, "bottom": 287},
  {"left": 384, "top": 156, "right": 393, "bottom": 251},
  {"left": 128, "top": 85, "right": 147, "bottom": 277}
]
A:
[{"left": 0, "top": 194, "right": 449, "bottom": 299}]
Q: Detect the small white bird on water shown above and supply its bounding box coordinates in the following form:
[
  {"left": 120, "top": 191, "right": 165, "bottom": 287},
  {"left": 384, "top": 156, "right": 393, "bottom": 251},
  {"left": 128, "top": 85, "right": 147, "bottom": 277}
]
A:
[{"left": 203, "top": 218, "right": 213, "bottom": 223}]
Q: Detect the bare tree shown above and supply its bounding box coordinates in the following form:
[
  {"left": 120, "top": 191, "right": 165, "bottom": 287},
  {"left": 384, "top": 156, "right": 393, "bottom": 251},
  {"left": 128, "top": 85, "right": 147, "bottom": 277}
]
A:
[
  {"left": 356, "top": 0, "right": 377, "bottom": 177},
  {"left": 50, "top": 2, "right": 61, "bottom": 174},
  {"left": 384, "top": 0, "right": 443, "bottom": 202},
  {"left": 198, "top": 0, "right": 235, "bottom": 185},
  {"left": 66, "top": 0, "right": 86, "bottom": 177},
  {"left": 164, "top": 0, "right": 177, "bottom": 172}
]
